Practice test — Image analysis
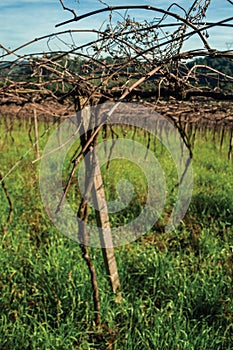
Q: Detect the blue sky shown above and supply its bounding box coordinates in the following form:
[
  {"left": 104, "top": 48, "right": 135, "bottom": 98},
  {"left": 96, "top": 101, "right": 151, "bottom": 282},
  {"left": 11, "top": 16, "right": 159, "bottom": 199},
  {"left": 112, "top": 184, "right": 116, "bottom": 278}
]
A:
[{"left": 0, "top": 0, "right": 232, "bottom": 57}]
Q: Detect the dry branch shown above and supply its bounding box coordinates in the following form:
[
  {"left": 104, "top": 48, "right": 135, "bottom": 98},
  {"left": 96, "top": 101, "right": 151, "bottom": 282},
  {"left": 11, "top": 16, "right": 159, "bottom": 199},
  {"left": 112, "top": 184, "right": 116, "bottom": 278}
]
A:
[
  {"left": 1, "top": 0, "right": 233, "bottom": 328},
  {"left": 0, "top": 172, "right": 13, "bottom": 236}
]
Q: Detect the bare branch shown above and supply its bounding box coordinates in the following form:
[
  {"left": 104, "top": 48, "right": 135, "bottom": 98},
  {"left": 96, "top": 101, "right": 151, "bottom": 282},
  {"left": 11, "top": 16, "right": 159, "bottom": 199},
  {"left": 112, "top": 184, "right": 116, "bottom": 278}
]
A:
[
  {"left": 0, "top": 172, "right": 13, "bottom": 235},
  {"left": 55, "top": 5, "right": 212, "bottom": 50},
  {"left": 58, "top": 0, "right": 78, "bottom": 20}
]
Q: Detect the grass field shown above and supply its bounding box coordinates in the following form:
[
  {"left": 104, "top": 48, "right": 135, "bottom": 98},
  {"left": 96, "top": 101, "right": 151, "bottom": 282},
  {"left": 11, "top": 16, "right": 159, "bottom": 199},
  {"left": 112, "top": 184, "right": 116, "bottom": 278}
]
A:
[{"left": 0, "top": 117, "right": 233, "bottom": 349}]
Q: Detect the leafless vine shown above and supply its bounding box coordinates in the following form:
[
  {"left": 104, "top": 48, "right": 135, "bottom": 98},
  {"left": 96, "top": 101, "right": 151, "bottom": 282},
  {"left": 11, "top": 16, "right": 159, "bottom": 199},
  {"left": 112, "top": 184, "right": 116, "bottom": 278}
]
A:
[
  {"left": 0, "top": 0, "right": 233, "bottom": 327},
  {"left": 0, "top": 172, "right": 13, "bottom": 236}
]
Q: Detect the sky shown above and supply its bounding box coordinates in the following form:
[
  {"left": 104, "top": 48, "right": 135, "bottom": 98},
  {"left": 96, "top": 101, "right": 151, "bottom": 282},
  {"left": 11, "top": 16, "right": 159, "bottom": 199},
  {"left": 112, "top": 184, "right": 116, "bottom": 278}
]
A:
[{"left": 0, "top": 0, "right": 232, "bottom": 58}]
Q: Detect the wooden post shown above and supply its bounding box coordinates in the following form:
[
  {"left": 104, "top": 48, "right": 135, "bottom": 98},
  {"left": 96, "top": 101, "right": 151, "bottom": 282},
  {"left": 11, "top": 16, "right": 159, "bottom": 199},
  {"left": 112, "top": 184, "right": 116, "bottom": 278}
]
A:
[
  {"left": 91, "top": 147, "right": 121, "bottom": 294},
  {"left": 228, "top": 127, "right": 233, "bottom": 161},
  {"left": 78, "top": 102, "right": 121, "bottom": 297},
  {"left": 33, "top": 109, "right": 40, "bottom": 158}
]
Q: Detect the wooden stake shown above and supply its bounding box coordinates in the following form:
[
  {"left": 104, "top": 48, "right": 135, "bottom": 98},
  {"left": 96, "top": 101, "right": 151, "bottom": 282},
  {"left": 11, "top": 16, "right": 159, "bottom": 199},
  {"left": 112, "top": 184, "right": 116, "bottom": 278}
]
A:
[
  {"left": 228, "top": 127, "right": 233, "bottom": 161},
  {"left": 91, "top": 147, "right": 121, "bottom": 295},
  {"left": 77, "top": 102, "right": 121, "bottom": 297},
  {"left": 33, "top": 109, "right": 40, "bottom": 158}
]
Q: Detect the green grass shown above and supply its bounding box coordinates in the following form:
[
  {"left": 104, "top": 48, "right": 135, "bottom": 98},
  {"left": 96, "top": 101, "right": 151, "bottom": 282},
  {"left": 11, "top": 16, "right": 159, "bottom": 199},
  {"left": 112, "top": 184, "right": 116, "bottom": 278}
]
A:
[{"left": 0, "top": 118, "right": 233, "bottom": 349}]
